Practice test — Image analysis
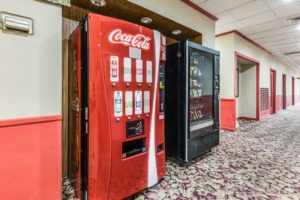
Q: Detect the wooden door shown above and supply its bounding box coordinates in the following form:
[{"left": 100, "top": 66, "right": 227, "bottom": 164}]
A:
[{"left": 270, "top": 70, "right": 276, "bottom": 114}]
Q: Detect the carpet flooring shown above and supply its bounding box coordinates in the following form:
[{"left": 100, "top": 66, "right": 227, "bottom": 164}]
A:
[
  {"left": 134, "top": 106, "right": 300, "bottom": 199},
  {"left": 64, "top": 105, "right": 300, "bottom": 200}
]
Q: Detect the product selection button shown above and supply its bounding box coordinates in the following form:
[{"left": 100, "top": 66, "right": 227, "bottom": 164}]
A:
[
  {"left": 114, "top": 91, "right": 123, "bottom": 117},
  {"left": 110, "top": 56, "right": 119, "bottom": 82},
  {"left": 125, "top": 91, "right": 133, "bottom": 116},
  {"left": 136, "top": 59, "right": 143, "bottom": 83},
  {"left": 124, "top": 57, "right": 132, "bottom": 82},
  {"left": 135, "top": 91, "right": 142, "bottom": 115}
]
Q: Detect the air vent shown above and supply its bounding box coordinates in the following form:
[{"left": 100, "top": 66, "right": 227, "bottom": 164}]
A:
[
  {"left": 287, "top": 16, "right": 300, "bottom": 24},
  {"left": 283, "top": 51, "right": 300, "bottom": 56}
]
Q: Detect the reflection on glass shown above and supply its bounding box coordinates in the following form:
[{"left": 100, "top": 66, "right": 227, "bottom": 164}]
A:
[
  {"left": 159, "top": 61, "right": 165, "bottom": 112},
  {"left": 189, "top": 47, "right": 214, "bottom": 125}
]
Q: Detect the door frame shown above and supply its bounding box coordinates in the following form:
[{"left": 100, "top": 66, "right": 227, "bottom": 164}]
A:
[
  {"left": 283, "top": 74, "right": 287, "bottom": 109},
  {"left": 292, "top": 77, "right": 295, "bottom": 105},
  {"left": 270, "top": 69, "right": 276, "bottom": 114},
  {"left": 234, "top": 51, "right": 260, "bottom": 120}
]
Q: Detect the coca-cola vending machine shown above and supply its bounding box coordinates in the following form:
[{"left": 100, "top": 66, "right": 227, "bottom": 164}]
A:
[{"left": 69, "top": 14, "right": 166, "bottom": 200}]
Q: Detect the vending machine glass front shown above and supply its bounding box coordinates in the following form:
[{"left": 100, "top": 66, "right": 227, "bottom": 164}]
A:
[{"left": 188, "top": 47, "right": 214, "bottom": 137}]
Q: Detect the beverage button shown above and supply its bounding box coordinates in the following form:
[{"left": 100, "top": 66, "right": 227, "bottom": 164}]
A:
[
  {"left": 138, "top": 83, "right": 142, "bottom": 87},
  {"left": 126, "top": 83, "right": 130, "bottom": 87},
  {"left": 116, "top": 117, "right": 121, "bottom": 122},
  {"left": 112, "top": 82, "right": 116, "bottom": 87},
  {"left": 148, "top": 83, "right": 151, "bottom": 87},
  {"left": 137, "top": 115, "right": 141, "bottom": 119}
]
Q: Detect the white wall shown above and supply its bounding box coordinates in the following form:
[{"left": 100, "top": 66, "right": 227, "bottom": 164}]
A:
[
  {"left": 216, "top": 32, "right": 300, "bottom": 101},
  {"left": 215, "top": 34, "right": 235, "bottom": 98},
  {"left": 236, "top": 64, "right": 241, "bottom": 117},
  {"left": 0, "top": 0, "right": 62, "bottom": 120},
  {"left": 234, "top": 34, "right": 299, "bottom": 99},
  {"left": 296, "top": 79, "right": 300, "bottom": 103},
  {"left": 129, "top": 0, "right": 215, "bottom": 48},
  {"left": 239, "top": 65, "right": 256, "bottom": 118}
]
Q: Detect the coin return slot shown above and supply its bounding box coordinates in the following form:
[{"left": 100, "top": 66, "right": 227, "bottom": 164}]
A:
[{"left": 122, "top": 138, "right": 146, "bottom": 159}]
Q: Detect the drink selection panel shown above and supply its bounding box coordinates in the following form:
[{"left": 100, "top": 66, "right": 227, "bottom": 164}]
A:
[{"left": 110, "top": 55, "right": 153, "bottom": 121}]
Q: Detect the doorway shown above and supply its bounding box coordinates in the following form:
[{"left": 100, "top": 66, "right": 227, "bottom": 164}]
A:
[
  {"left": 292, "top": 77, "right": 295, "bottom": 105},
  {"left": 236, "top": 54, "right": 259, "bottom": 121},
  {"left": 270, "top": 69, "right": 276, "bottom": 114},
  {"left": 283, "top": 74, "right": 286, "bottom": 109}
]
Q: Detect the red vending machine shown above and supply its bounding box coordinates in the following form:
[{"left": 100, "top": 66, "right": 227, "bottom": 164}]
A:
[{"left": 69, "top": 13, "right": 166, "bottom": 200}]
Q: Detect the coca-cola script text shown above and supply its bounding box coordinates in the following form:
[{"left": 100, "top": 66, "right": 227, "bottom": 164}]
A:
[{"left": 108, "top": 29, "right": 151, "bottom": 50}]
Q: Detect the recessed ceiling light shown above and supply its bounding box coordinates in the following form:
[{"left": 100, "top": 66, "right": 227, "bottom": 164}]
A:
[
  {"left": 90, "top": 0, "right": 106, "bottom": 7},
  {"left": 141, "top": 17, "right": 152, "bottom": 24},
  {"left": 297, "top": 24, "right": 300, "bottom": 30},
  {"left": 172, "top": 29, "right": 182, "bottom": 35}
]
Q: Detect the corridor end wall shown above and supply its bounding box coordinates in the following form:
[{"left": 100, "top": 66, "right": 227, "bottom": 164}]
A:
[{"left": 0, "top": 0, "right": 62, "bottom": 199}]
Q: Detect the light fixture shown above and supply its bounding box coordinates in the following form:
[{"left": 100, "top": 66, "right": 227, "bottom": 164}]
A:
[
  {"left": 297, "top": 24, "right": 300, "bottom": 30},
  {"left": 172, "top": 29, "right": 182, "bottom": 35},
  {"left": 90, "top": 0, "right": 106, "bottom": 7},
  {"left": 140, "top": 17, "right": 152, "bottom": 24}
]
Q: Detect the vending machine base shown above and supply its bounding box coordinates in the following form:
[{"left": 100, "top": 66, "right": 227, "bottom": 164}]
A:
[{"left": 187, "top": 130, "right": 219, "bottom": 160}]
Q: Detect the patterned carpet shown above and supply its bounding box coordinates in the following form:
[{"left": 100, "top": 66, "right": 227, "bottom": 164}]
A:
[
  {"left": 63, "top": 105, "right": 300, "bottom": 200},
  {"left": 133, "top": 106, "right": 300, "bottom": 200}
]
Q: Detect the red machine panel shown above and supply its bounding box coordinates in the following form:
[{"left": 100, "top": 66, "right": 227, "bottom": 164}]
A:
[{"left": 69, "top": 14, "right": 165, "bottom": 200}]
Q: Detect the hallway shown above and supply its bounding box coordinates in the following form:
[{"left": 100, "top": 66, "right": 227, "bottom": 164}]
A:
[{"left": 135, "top": 105, "right": 300, "bottom": 199}]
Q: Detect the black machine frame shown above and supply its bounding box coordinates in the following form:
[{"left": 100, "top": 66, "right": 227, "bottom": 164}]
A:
[{"left": 165, "top": 40, "right": 220, "bottom": 162}]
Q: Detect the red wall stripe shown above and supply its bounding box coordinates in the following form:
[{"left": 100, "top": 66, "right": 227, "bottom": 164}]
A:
[
  {"left": 220, "top": 99, "right": 236, "bottom": 131},
  {"left": 0, "top": 115, "right": 62, "bottom": 128},
  {"left": 0, "top": 116, "right": 62, "bottom": 200},
  {"left": 260, "top": 110, "right": 270, "bottom": 119},
  {"left": 286, "top": 95, "right": 293, "bottom": 107},
  {"left": 276, "top": 95, "right": 283, "bottom": 111}
]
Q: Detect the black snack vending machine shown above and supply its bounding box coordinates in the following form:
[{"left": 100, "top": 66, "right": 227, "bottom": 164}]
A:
[{"left": 165, "top": 40, "right": 220, "bottom": 162}]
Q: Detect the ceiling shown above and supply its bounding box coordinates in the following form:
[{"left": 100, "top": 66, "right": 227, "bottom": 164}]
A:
[
  {"left": 63, "top": 0, "right": 202, "bottom": 43},
  {"left": 190, "top": 0, "right": 300, "bottom": 70}
]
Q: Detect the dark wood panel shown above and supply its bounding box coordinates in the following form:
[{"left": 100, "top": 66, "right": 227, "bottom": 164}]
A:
[{"left": 63, "top": 0, "right": 202, "bottom": 42}]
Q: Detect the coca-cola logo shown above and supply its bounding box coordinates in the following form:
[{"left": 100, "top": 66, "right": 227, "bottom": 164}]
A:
[{"left": 108, "top": 29, "right": 151, "bottom": 50}]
